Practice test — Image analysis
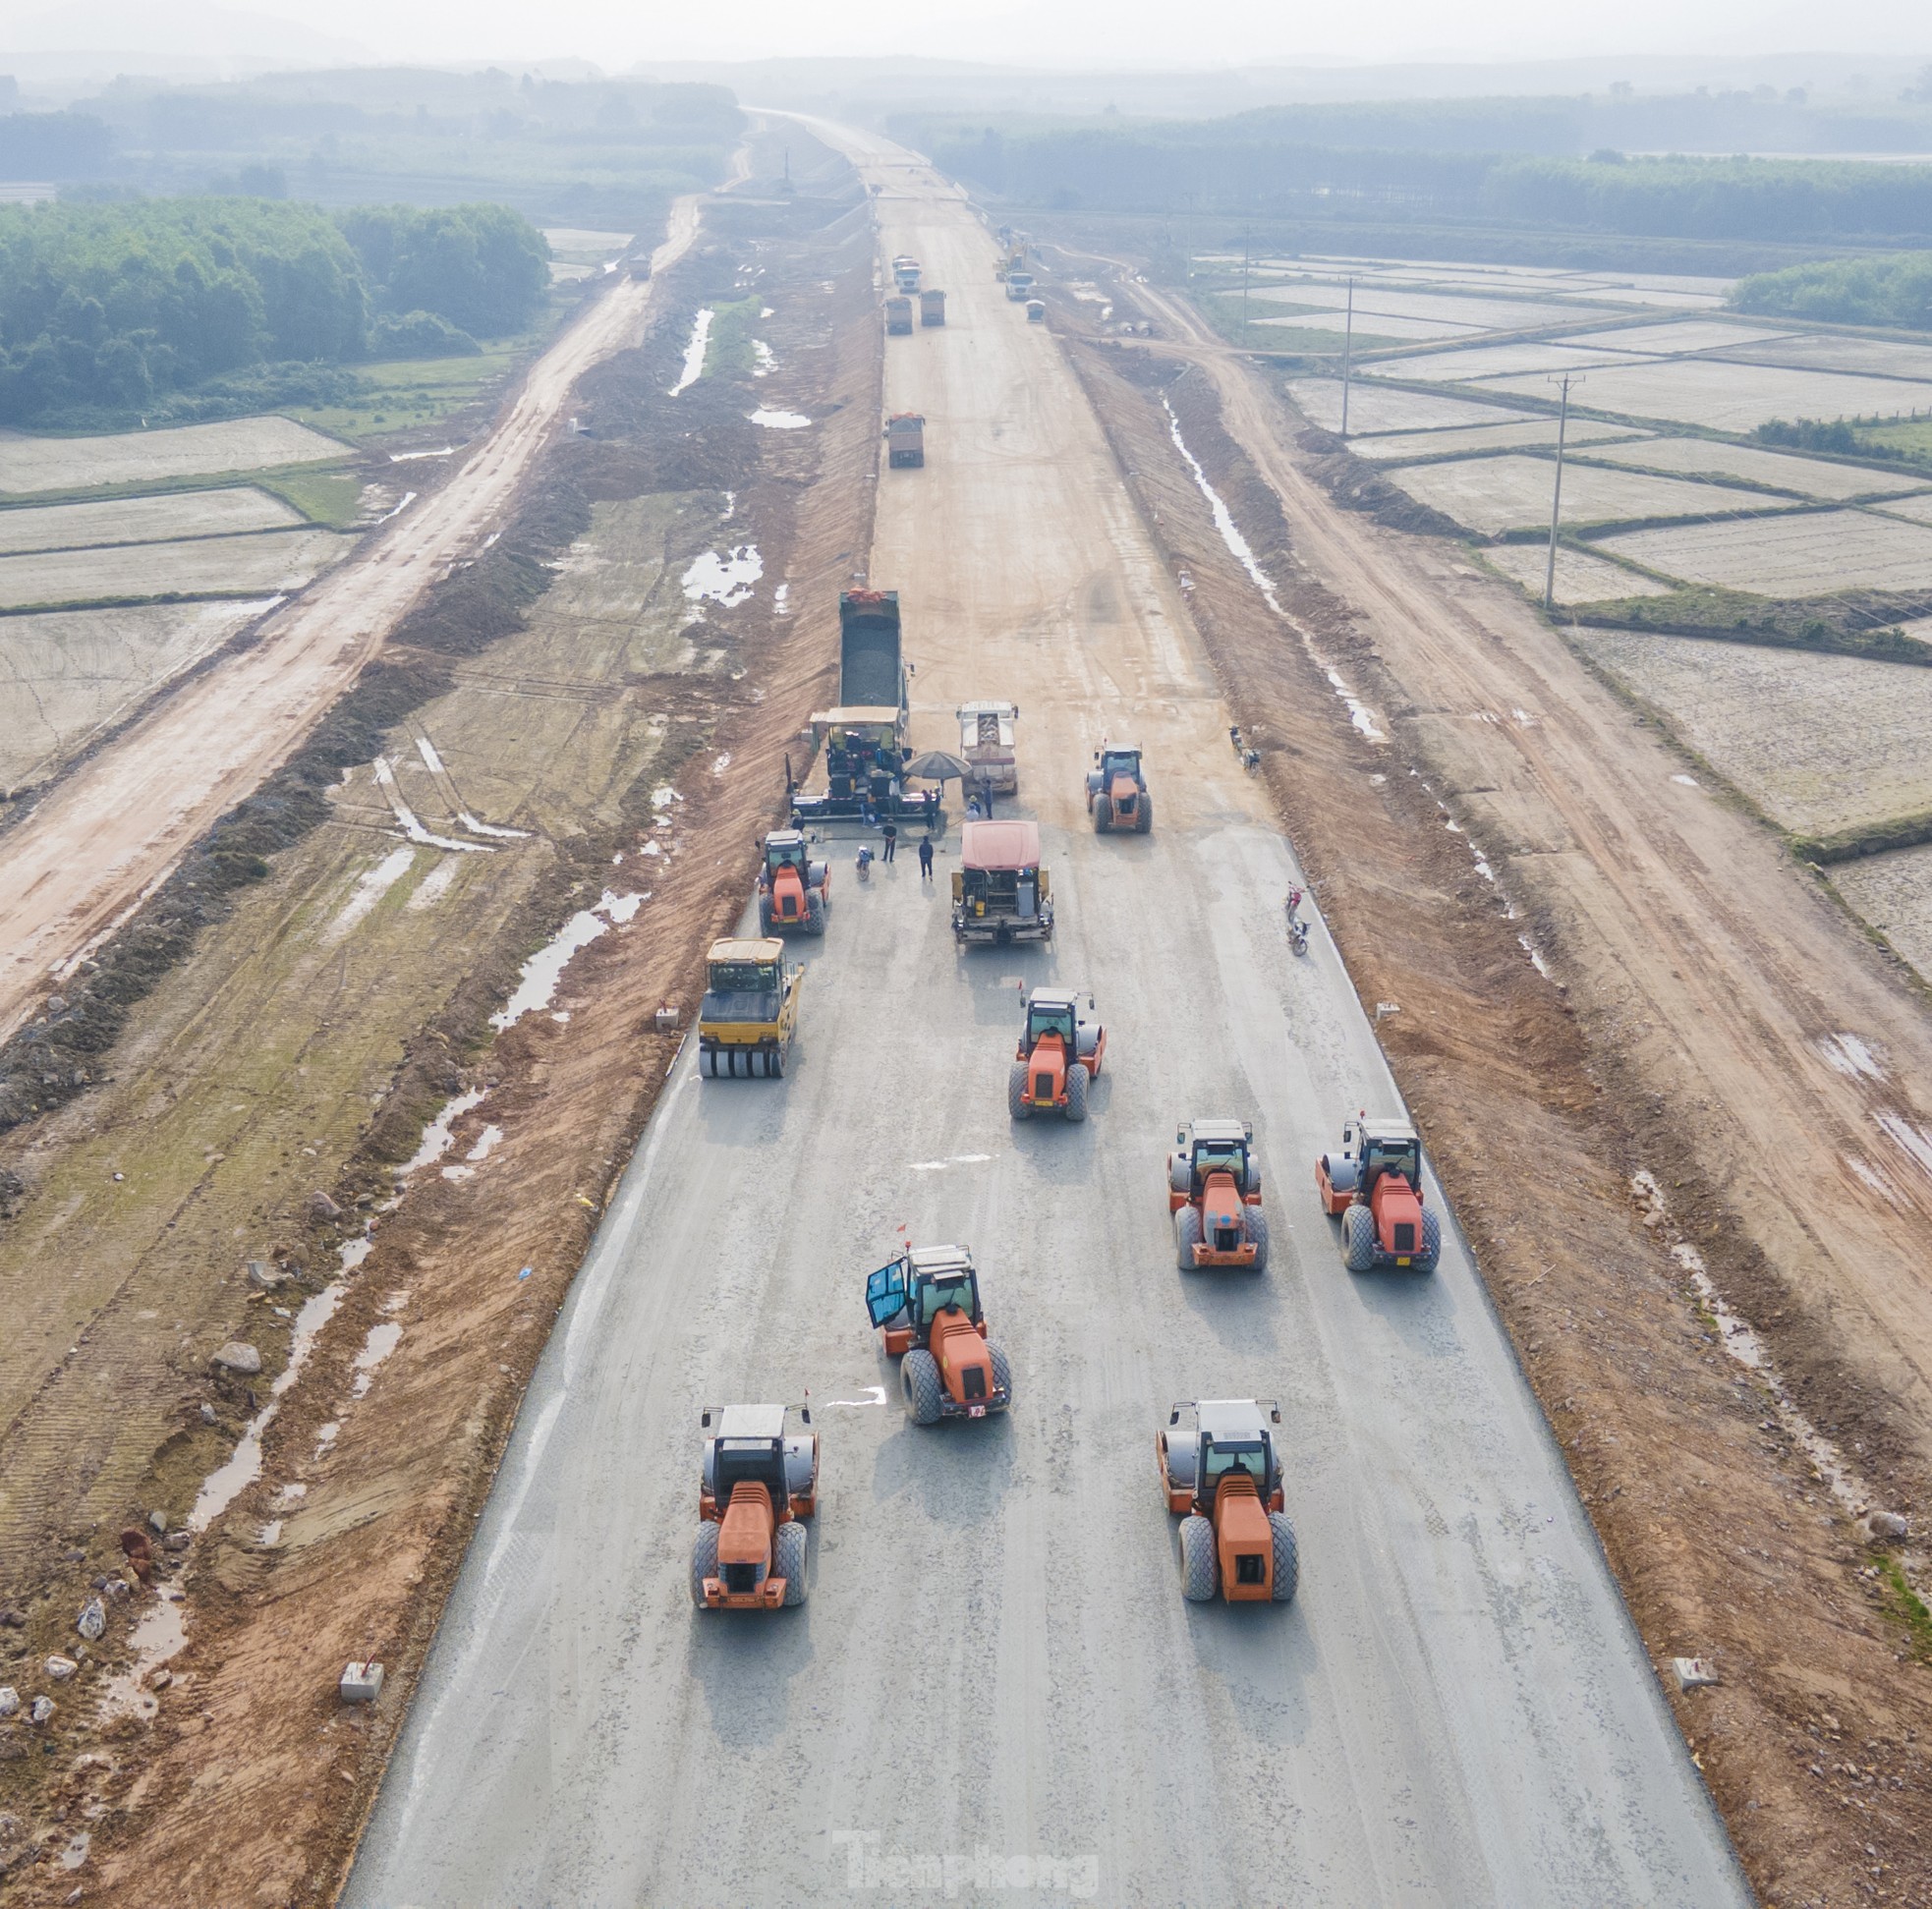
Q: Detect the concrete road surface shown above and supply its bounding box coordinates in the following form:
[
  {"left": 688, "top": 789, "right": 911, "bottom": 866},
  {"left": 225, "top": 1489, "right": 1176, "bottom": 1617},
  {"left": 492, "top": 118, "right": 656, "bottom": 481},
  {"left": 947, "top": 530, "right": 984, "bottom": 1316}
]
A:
[{"left": 345, "top": 132, "right": 1747, "bottom": 1908}]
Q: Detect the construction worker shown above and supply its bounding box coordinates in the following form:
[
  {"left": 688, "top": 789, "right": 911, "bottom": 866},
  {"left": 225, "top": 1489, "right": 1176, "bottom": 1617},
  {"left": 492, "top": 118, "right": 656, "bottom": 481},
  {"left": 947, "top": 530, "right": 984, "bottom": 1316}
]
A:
[
  {"left": 918, "top": 834, "right": 935, "bottom": 882},
  {"left": 881, "top": 818, "right": 898, "bottom": 864}
]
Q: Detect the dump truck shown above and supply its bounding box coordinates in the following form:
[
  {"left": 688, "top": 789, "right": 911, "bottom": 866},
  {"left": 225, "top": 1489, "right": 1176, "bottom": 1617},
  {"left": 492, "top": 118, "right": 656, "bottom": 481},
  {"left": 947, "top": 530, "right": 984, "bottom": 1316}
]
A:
[
  {"left": 994, "top": 244, "right": 1026, "bottom": 281},
  {"left": 1008, "top": 986, "right": 1104, "bottom": 1122},
  {"left": 1168, "top": 1118, "right": 1269, "bottom": 1270},
  {"left": 794, "top": 590, "right": 936, "bottom": 829},
  {"left": 892, "top": 254, "right": 921, "bottom": 292},
  {"left": 884, "top": 412, "right": 926, "bottom": 468},
  {"left": 1005, "top": 270, "right": 1035, "bottom": 302},
  {"left": 952, "top": 818, "right": 1053, "bottom": 945},
  {"left": 697, "top": 937, "right": 801, "bottom": 1079},
  {"left": 956, "top": 700, "right": 1018, "bottom": 796},
  {"left": 691, "top": 1401, "right": 819, "bottom": 1610},
  {"left": 1317, "top": 1114, "right": 1442, "bottom": 1272},
  {"left": 755, "top": 829, "right": 828, "bottom": 935},
  {"left": 1158, "top": 1399, "right": 1298, "bottom": 1604},
  {"left": 920, "top": 288, "right": 946, "bottom": 326},
  {"left": 1087, "top": 744, "right": 1152, "bottom": 833},
  {"left": 885, "top": 295, "right": 914, "bottom": 336},
  {"left": 1026, "top": 300, "right": 1046, "bottom": 323},
  {"left": 865, "top": 1245, "right": 1012, "bottom": 1425}
]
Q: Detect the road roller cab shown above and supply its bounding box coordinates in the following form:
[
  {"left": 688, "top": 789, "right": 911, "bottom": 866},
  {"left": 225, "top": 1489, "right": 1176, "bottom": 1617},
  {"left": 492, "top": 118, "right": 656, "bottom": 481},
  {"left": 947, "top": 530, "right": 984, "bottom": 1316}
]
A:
[
  {"left": 691, "top": 1402, "right": 819, "bottom": 1611},
  {"left": 1008, "top": 986, "right": 1105, "bottom": 1122},
  {"left": 1168, "top": 1118, "right": 1268, "bottom": 1270},
  {"left": 1158, "top": 1399, "right": 1298, "bottom": 1603},
  {"left": 1316, "top": 1114, "right": 1441, "bottom": 1273},
  {"left": 952, "top": 819, "right": 1053, "bottom": 945},
  {"left": 756, "top": 830, "right": 829, "bottom": 935},
  {"left": 865, "top": 1246, "right": 1012, "bottom": 1426},
  {"left": 1086, "top": 744, "right": 1151, "bottom": 834}
]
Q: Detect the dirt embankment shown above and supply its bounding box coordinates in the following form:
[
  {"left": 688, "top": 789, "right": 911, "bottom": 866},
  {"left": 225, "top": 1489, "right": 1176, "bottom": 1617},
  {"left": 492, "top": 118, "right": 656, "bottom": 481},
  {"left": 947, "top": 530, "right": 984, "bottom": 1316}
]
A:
[
  {"left": 1067, "top": 337, "right": 1932, "bottom": 1909},
  {"left": 0, "top": 144, "right": 885, "bottom": 1903}
]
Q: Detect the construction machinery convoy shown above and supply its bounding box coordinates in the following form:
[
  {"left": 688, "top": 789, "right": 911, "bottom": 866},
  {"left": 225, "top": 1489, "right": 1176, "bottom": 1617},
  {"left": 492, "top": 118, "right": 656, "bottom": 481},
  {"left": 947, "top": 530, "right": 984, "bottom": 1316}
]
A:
[
  {"left": 1009, "top": 986, "right": 1105, "bottom": 1122},
  {"left": 755, "top": 830, "right": 829, "bottom": 936},
  {"left": 697, "top": 938, "right": 802, "bottom": 1079},
  {"left": 885, "top": 412, "right": 926, "bottom": 468},
  {"left": 691, "top": 1402, "right": 819, "bottom": 1610},
  {"left": 866, "top": 1246, "right": 1013, "bottom": 1425},
  {"left": 1317, "top": 1115, "right": 1442, "bottom": 1273},
  {"left": 1087, "top": 744, "right": 1153, "bottom": 834},
  {"left": 952, "top": 819, "right": 1053, "bottom": 945},
  {"left": 1169, "top": 1119, "right": 1270, "bottom": 1271},
  {"left": 1159, "top": 1399, "right": 1299, "bottom": 1603},
  {"left": 956, "top": 700, "right": 1018, "bottom": 796}
]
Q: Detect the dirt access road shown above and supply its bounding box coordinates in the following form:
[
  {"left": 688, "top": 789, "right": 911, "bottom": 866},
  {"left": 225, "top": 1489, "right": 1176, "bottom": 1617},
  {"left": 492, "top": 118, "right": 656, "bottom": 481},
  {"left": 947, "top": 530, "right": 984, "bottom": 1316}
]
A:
[
  {"left": 1130, "top": 278, "right": 1932, "bottom": 1511},
  {"left": 344, "top": 126, "right": 1745, "bottom": 1907},
  {"left": 0, "top": 183, "right": 721, "bottom": 1047}
]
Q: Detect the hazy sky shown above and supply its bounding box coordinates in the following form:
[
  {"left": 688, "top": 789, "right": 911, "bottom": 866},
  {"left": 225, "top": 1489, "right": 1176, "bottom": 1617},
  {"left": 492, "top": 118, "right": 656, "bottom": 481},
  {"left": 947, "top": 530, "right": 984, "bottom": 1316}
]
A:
[{"left": 8, "top": 0, "right": 1931, "bottom": 72}]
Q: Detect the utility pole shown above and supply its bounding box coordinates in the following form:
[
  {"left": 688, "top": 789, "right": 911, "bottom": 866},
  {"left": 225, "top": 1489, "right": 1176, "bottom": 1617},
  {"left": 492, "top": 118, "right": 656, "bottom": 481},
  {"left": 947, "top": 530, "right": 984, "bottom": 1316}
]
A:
[
  {"left": 1241, "top": 231, "right": 1251, "bottom": 339},
  {"left": 1339, "top": 277, "right": 1355, "bottom": 437},
  {"left": 1544, "top": 372, "right": 1574, "bottom": 611}
]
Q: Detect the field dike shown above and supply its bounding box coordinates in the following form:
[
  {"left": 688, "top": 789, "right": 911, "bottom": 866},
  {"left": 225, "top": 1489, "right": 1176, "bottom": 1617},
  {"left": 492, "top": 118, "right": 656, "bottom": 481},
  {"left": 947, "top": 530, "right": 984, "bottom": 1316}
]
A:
[
  {"left": 0, "top": 137, "right": 883, "bottom": 1904},
  {"left": 1065, "top": 339, "right": 1932, "bottom": 1907}
]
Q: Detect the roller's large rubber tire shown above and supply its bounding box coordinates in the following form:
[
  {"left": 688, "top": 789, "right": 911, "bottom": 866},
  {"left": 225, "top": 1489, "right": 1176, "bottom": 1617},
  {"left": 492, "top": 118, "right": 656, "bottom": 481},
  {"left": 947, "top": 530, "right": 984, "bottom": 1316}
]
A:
[
  {"left": 1064, "top": 1062, "right": 1090, "bottom": 1123},
  {"left": 989, "top": 1343, "right": 1012, "bottom": 1410},
  {"left": 1342, "top": 1204, "right": 1377, "bottom": 1274},
  {"left": 757, "top": 892, "right": 774, "bottom": 935},
  {"left": 1093, "top": 800, "right": 1111, "bottom": 834},
  {"left": 1136, "top": 793, "right": 1153, "bottom": 835},
  {"left": 1178, "top": 1515, "right": 1218, "bottom": 1602},
  {"left": 1246, "top": 1206, "right": 1270, "bottom": 1273},
  {"left": 806, "top": 892, "right": 826, "bottom": 936},
  {"left": 1417, "top": 1208, "right": 1442, "bottom": 1273},
  {"left": 691, "top": 1522, "right": 719, "bottom": 1608},
  {"left": 1269, "top": 1512, "right": 1300, "bottom": 1604},
  {"left": 768, "top": 1041, "right": 787, "bottom": 1079},
  {"left": 774, "top": 1519, "right": 808, "bottom": 1607},
  {"left": 698, "top": 1046, "right": 714, "bottom": 1079},
  {"left": 1175, "top": 1205, "right": 1204, "bottom": 1272},
  {"left": 1168, "top": 1153, "right": 1191, "bottom": 1197},
  {"left": 1008, "top": 1063, "right": 1032, "bottom": 1121},
  {"left": 902, "top": 1349, "right": 943, "bottom": 1426}
]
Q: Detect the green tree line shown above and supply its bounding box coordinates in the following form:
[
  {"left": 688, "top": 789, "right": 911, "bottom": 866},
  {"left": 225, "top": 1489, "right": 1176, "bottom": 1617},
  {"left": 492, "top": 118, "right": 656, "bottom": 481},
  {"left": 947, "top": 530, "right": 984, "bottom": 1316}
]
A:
[
  {"left": 1732, "top": 252, "right": 1932, "bottom": 330},
  {"left": 0, "top": 197, "right": 549, "bottom": 425}
]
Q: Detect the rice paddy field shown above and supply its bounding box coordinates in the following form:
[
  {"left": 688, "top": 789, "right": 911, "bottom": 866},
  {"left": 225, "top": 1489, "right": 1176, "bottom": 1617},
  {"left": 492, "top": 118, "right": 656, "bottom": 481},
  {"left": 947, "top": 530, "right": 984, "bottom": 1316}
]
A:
[
  {"left": 0, "top": 527, "right": 353, "bottom": 610},
  {"left": 1875, "top": 494, "right": 1932, "bottom": 528},
  {"left": 1477, "top": 360, "right": 1932, "bottom": 433},
  {"left": 0, "top": 418, "right": 350, "bottom": 495},
  {"left": 1286, "top": 378, "right": 1536, "bottom": 435},
  {"left": 0, "top": 487, "right": 303, "bottom": 555},
  {"left": 1481, "top": 543, "right": 1674, "bottom": 605},
  {"left": 1346, "top": 420, "right": 1648, "bottom": 462},
  {"left": 1833, "top": 846, "right": 1932, "bottom": 987},
  {"left": 1595, "top": 511, "right": 1932, "bottom": 595},
  {"left": 1580, "top": 438, "right": 1929, "bottom": 502},
  {"left": 1391, "top": 454, "right": 1795, "bottom": 536}
]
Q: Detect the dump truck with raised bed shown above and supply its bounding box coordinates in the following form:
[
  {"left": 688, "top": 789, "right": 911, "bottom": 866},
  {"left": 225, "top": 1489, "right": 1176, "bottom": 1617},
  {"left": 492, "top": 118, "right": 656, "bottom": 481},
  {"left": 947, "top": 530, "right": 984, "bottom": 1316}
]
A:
[
  {"left": 952, "top": 818, "right": 1053, "bottom": 946},
  {"left": 920, "top": 288, "right": 946, "bottom": 326},
  {"left": 885, "top": 295, "right": 913, "bottom": 335},
  {"left": 697, "top": 937, "right": 801, "bottom": 1078},
  {"left": 755, "top": 829, "right": 828, "bottom": 935},
  {"left": 691, "top": 1401, "right": 819, "bottom": 1610},
  {"left": 1008, "top": 986, "right": 1104, "bottom": 1122},
  {"left": 956, "top": 700, "right": 1018, "bottom": 796},
  {"left": 1168, "top": 1118, "right": 1268, "bottom": 1270},
  {"left": 1087, "top": 744, "right": 1151, "bottom": 834},
  {"left": 1158, "top": 1399, "right": 1298, "bottom": 1604},
  {"left": 1317, "top": 1114, "right": 1441, "bottom": 1273},
  {"left": 865, "top": 1245, "right": 1012, "bottom": 1425},
  {"left": 884, "top": 412, "right": 926, "bottom": 468}
]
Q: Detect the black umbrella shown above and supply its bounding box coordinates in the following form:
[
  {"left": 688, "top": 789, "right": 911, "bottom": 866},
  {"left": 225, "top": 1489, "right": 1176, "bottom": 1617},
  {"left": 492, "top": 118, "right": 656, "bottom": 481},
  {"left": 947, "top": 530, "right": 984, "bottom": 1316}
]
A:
[{"left": 904, "top": 750, "right": 974, "bottom": 781}]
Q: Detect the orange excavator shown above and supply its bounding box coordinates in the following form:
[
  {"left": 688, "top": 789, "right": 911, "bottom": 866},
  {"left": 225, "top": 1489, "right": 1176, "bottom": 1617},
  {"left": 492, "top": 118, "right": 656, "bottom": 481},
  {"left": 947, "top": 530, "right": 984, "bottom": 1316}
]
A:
[
  {"left": 691, "top": 1401, "right": 820, "bottom": 1611},
  {"left": 756, "top": 829, "right": 829, "bottom": 936},
  {"left": 1086, "top": 743, "right": 1152, "bottom": 834},
  {"left": 1316, "top": 1114, "right": 1441, "bottom": 1273},
  {"left": 1008, "top": 986, "right": 1105, "bottom": 1122},
  {"left": 865, "top": 1245, "right": 1012, "bottom": 1425},
  {"left": 1158, "top": 1398, "right": 1298, "bottom": 1603},
  {"left": 1167, "top": 1118, "right": 1269, "bottom": 1271}
]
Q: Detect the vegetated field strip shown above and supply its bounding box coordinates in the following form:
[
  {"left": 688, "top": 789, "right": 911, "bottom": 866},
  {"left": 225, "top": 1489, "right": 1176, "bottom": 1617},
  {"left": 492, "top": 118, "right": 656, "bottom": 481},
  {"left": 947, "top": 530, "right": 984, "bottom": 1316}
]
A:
[
  {"left": 0, "top": 599, "right": 279, "bottom": 793},
  {"left": 0, "top": 527, "right": 352, "bottom": 610},
  {"left": 0, "top": 418, "right": 349, "bottom": 495},
  {"left": 1253, "top": 309, "right": 1482, "bottom": 342},
  {"left": 540, "top": 226, "right": 634, "bottom": 259},
  {"left": 1719, "top": 333, "right": 1932, "bottom": 381},
  {"left": 1574, "top": 628, "right": 1932, "bottom": 836},
  {"left": 1480, "top": 359, "right": 1932, "bottom": 431},
  {"left": 1390, "top": 453, "right": 1796, "bottom": 536},
  {"left": 1560, "top": 318, "right": 1798, "bottom": 355},
  {"left": 1483, "top": 542, "right": 1675, "bottom": 604},
  {"left": 1348, "top": 419, "right": 1648, "bottom": 461},
  {"left": 1249, "top": 282, "right": 1611, "bottom": 331},
  {"left": 1583, "top": 435, "right": 1929, "bottom": 500},
  {"left": 1831, "top": 845, "right": 1932, "bottom": 986},
  {"left": 285, "top": 338, "right": 541, "bottom": 444},
  {"left": 1365, "top": 341, "right": 1667, "bottom": 384},
  {"left": 1874, "top": 493, "right": 1932, "bottom": 527},
  {"left": 0, "top": 486, "right": 302, "bottom": 555},
  {"left": 1286, "top": 377, "right": 1532, "bottom": 434},
  {"left": 1595, "top": 509, "right": 1932, "bottom": 594}
]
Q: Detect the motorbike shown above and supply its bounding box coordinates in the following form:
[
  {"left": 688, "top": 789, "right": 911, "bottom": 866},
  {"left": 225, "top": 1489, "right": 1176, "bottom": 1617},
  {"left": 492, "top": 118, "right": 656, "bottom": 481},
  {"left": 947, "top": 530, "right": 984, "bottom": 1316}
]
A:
[{"left": 855, "top": 844, "right": 875, "bottom": 883}]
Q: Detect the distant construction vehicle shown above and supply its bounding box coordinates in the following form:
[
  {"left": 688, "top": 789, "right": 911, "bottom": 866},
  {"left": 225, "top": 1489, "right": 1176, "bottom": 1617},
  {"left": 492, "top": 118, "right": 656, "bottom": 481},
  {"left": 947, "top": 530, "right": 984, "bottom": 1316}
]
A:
[
  {"left": 1008, "top": 986, "right": 1105, "bottom": 1122},
  {"left": 1087, "top": 743, "right": 1152, "bottom": 834},
  {"left": 956, "top": 700, "right": 1018, "bottom": 796},
  {"left": 691, "top": 1401, "right": 819, "bottom": 1610},
  {"left": 697, "top": 937, "right": 801, "bottom": 1079},
  {"left": 920, "top": 288, "right": 946, "bottom": 326},
  {"left": 1168, "top": 1118, "right": 1269, "bottom": 1270},
  {"left": 1004, "top": 270, "right": 1035, "bottom": 302},
  {"left": 1158, "top": 1399, "right": 1298, "bottom": 1604},
  {"left": 892, "top": 254, "right": 921, "bottom": 292},
  {"left": 1317, "top": 1115, "right": 1442, "bottom": 1273},
  {"left": 952, "top": 818, "right": 1053, "bottom": 946},
  {"left": 884, "top": 412, "right": 926, "bottom": 468},
  {"left": 884, "top": 295, "right": 913, "bottom": 336},
  {"left": 1026, "top": 299, "right": 1046, "bottom": 323},
  {"left": 755, "top": 830, "right": 828, "bottom": 935},
  {"left": 865, "top": 1245, "right": 1012, "bottom": 1425}
]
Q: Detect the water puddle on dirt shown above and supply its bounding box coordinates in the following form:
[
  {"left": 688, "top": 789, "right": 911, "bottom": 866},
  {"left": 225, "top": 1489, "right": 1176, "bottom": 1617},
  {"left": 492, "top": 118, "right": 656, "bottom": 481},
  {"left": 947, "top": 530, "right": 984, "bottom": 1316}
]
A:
[
  {"left": 749, "top": 408, "right": 811, "bottom": 429},
  {"left": 489, "top": 889, "right": 647, "bottom": 1032},
  {"left": 371, "top": 758, "right": 491, "bottom": 855},
  {"left": 1818, "top": 1034, "right": 1885, "bottom": 1082},
  {"left": 682, "top": 545, "right": 762, "bottom": 605},
  {"left": 1876, "top": 1112, "right": 1932, "bottom": 1185},
  {"left": 388, "top": 445, "right": 457, "bottom": 463},
  {"left": 752, "top": 341, "right": 775, "bottom": 377},
  {"left": 351, "top": 1321, "right": 404, "bottom": 1399},
  {"left": 668, "top": 309, "right": 713, "bottom": 395},
  {"left": 326, "top": 846, "right": 418, "bottom": 942},
  {"left": 399, "top": 1090, "right": 486, "bottom": 1175},
  {"left": 96, "top": 1592, "right": 189, "bottom": 1722}
]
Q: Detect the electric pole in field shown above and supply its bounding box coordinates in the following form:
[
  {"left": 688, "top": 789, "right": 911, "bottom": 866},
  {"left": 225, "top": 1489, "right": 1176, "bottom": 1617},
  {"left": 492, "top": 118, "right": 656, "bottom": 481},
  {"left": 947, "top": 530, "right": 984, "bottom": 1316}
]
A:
[
  {"left": 1339, "top": 278, "right": 1355, "bottom": 437},
  {"left": 1241, "top": 231, "right": 1252, "bottom": 338},
  {"left": 1544, "top": 371, "right": 1575, "bottom": 611}
]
